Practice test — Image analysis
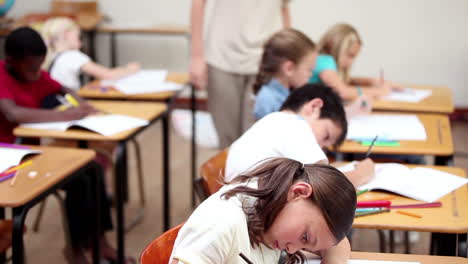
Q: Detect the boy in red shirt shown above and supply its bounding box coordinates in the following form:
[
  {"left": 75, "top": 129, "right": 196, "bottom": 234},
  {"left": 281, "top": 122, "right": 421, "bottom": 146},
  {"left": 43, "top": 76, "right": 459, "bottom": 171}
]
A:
[{"left": 0, "top": 27, "right": 124, "bottom": 264}]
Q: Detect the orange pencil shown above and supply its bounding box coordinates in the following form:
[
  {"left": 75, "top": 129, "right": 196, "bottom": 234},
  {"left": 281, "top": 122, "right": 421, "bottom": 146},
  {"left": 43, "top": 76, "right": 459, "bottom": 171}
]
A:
[{"left": 397, "top": 210, "right": 422, "bottom": 219}]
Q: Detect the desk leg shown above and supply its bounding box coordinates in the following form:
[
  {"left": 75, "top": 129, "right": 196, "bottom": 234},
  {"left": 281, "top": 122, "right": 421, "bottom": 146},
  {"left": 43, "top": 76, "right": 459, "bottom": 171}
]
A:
[
  {"left": 110, "top": 32, "right": 117, "bottom": 67},
  {"left": 389, "top": 230, "right": 395, "bottom": 253},
  {"left": 191, "top": 83, "right": 197, "bottom": 208},
  {"left": 163, "top": 113, "right": 170, "bottom": 231},
  {"left": 431, "top": 233, "right": 459, "bottom": 256},
  {"left": 12, "top": 207, "right": 27, "bottom": 264},
  {"left": 115, "top": 142, "right": 127, "bottom": 264},
  {"left": 87, "top": 30, "right": 97, "bottom": 62},
  {"left": 88, "top": 162, "right": 102, "bottom": 264}
]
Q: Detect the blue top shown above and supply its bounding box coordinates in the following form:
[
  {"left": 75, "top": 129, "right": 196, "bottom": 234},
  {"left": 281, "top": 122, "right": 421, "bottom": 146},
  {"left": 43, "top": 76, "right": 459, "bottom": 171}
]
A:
[
  {"left": 254, "top": 79, "right": 290, "bottom": 120},
  {"left": 309, "top": 54, "right": 337, "bottom": 84}
]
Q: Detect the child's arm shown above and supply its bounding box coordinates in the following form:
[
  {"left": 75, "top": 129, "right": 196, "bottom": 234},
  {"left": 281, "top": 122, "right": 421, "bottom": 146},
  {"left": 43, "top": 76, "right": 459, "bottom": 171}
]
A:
[
  {"left": 343, "top": 158, "right": 375, "bottom": 187},
  {"left": 320, "top": 71, "right": 390, "bottom": 100},
  {"left": 318, "top": 237, "right": 351, "bottom": 264},
  {"left": 80, "top": 61, "right": 140, "bottom": 80},
  {"left": 0, "top": 99, "right": 92, "bottom": 124},
  {"left": 189, "top": 0, "right": 208, "bottom": 90}
]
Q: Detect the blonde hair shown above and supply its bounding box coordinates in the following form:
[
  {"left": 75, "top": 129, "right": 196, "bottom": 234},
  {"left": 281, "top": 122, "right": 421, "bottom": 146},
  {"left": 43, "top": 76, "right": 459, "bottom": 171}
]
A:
[
  {"left": 253, "top": 29, "right": 316, "bottom": 94},
  {"left": 318, "top": 23, "right": 362, "bottom": 82},
  {"left": 40, "top": 17, "right": 80, "bottom": 70}
]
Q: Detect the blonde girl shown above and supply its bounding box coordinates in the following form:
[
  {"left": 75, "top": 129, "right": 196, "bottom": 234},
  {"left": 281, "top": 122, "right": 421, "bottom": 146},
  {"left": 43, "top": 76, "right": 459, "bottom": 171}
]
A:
[
  {"left": 40, "top": 17, "right": 140, "bottom": 90},
  {"left": 170, "top": 157, "right": 356, "bottom": 264},
  {"left": 253, "top": 29, "right": 317, "bottom": 120},
  {"left": 310, "top": 23, "right": 402, "bottom": 101}
]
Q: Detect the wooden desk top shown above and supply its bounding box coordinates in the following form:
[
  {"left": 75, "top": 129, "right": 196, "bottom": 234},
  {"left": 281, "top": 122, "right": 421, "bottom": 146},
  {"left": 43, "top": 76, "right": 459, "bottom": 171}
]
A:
[
  {"left": 373, "top": 85, "right": 454, "bottom": 114},
  {"left": 13, "top": 100, "right": 167, "bottom": 141},
  {"left": 349, "top": 252, "right": 468, "bottom": 263},
  {"left": 78, "top": 72, "right": 189, "bottom": 100},
  {"left": 0, "top": 146, "right": 95, "bottom": 207},
  {"left": 337, "top": 112, "right": 453, "bottom": 156},
  {"left": 97, "top": 24, "right": 189, "bottom": 35},
  {"left": 345, "top": 164, "right": 467, "bottom": 233}
]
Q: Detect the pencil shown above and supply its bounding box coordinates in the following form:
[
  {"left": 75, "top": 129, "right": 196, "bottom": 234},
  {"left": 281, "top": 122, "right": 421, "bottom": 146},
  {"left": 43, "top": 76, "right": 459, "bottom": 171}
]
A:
[
  {"left": 355, "top": 209, "right": 390, "bottom": 218},
  {"left": 3, "top": 160, "right": 33, "bottom": 175},
  {"left": 239, "top": 253, "right": 254, "bottom": 264},
  {"left": 397, "top": 210, "right": 422, "bottom": 219},
  {"left": 364, "top": 135, "right": 378, "bottom": 159},
  {"left": 357, "top": 189, "right": 368, "bottom": 196}
]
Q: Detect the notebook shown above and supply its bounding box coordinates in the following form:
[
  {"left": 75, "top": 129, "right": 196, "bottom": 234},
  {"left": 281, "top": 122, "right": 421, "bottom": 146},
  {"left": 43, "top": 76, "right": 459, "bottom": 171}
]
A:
[
  {"left": 346, "top": 114, "right": 427, "bottom": 141},
  {"left": 338, "top": 163, "right": 468, "bottom": 203},
  {"left": 383, "top": 88, "right": 432, "bottom": 103},
  {"left": 20, "top": 114, "right": 149, "bottom": 136},
  {"left": 306, "top": 259, "right": 419, "bottom": 264},
  {"left": 0, "top": 145, "right": 41, "bottom": 173},
  {"left": 102, "top": 70, "right": 183, "bottom": 94}
]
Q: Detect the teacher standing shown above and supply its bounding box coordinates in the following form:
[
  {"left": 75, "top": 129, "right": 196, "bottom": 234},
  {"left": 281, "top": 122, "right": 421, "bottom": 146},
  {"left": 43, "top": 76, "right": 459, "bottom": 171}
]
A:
[{"left": 190, "top": 0, "right": 291, "bottom": 148}]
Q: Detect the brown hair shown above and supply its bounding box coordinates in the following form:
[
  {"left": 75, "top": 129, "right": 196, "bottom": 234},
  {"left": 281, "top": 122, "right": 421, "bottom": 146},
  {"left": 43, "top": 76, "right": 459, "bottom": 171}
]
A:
[
  {"left": 253, "top": 29, "right": 316, "bottom": 94},
  {"left": 318, "top": 23, "right": 362, "bottom": 82},
  {"left": 223, "top": 158, "right": 356, "bottom": 264}
]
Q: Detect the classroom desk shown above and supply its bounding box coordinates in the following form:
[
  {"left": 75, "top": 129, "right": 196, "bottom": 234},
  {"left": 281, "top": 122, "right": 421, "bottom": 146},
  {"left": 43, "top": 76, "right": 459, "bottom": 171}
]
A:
[
  {"left": 348, "top": 251, "right": 467, "bottom": 263},
  {"left": 335, "top": 163, "right": 467, "bottom": 256},
  {"left": 336, "top": 113, "right": 453, "bottom": 165},
  {"left": 0, "top": 146, "right": 101, "bottom": 264},
  {"left": 78, "top": 72, "right": 189, "bottom": 101},
  {"left": 79, "top": 72, "right": 199, "bottom": 208},
  {"left": 96, "top": 24, "right": 189, "bottom": 67},
  {"left": 13, "top": 101, "right": 168, "bottom": 264},
  {"left": 373, "top": 85, "right": 454, "bottom": 114}
]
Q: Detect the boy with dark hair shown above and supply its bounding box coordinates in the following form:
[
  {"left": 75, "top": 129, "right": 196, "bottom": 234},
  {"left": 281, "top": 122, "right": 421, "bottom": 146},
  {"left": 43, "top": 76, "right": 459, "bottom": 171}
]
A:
[
  {"left": 0, "top": 27, "right": 121, "bottom": 264},
  {"left": 225, "top": 83, "right": 374, "bottom": 187}
]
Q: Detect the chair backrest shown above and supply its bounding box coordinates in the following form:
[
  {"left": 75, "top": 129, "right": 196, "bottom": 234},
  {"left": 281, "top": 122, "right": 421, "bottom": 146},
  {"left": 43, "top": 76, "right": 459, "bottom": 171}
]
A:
[
  {"left": 140, "top": 223, "right": 184, "bottom": 264},
  {"left": 194, "top": 149, "right": 229, "bottom": 200}
]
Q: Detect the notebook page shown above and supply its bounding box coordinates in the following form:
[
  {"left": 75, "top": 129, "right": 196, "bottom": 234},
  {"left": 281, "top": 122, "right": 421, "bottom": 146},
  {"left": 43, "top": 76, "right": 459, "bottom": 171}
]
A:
[
  {"left": 0, "top": 147, "right": 41, "bottom": 173},
  {"left": 20, "top": 120, "right": 75, "bottom": 132},
  {"left": 346, "top": 115, "right": 427, "bottom": 141},
  {"left": 74, "top": 114, "right": 149, "bottom": 136},
  {"left": 383, "top": 88, "right": 432, "bottom": 103},
  {"left": 102, "top": 70, "right": 172, "bottom": 94},
  {"left": 306, "top": 259, "right": 419, "bottom": 264}
]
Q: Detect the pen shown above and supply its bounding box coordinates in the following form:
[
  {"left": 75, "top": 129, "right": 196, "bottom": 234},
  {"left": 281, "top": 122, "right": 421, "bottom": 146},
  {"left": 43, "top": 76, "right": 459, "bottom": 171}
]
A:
[
  {"left": 357, "top": 200, "right": 391, "bottom": 208},
  {"left": 239, "top": 253, "right": 254, "bottom": 264},
  {"left": 65, "top": 93, "right": 80, "bottom": 107},
  {"left": 357, "top": 189, "right": 368, "bottom": 196},
  {"left": 355, "top": 208, "right": 390, "bottom": 218},
  {"left": 364, "top": 135, "right": 378, "bottom": 158}
]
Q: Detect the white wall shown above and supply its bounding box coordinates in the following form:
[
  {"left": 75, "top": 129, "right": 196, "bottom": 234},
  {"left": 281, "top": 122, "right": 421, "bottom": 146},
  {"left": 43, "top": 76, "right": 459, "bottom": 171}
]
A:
[{"left": 9, "top": 0, "right": 468, "bottom": 106}]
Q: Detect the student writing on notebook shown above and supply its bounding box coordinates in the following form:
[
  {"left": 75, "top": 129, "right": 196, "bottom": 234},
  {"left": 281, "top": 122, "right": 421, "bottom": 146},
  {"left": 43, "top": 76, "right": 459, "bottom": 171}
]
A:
[
  {"left": 40, "top": 17, "right": 140, "bottom": 90},
  {"left": 309, "top": 23, "right": 402, "bottom": 101},
  {"left": 170, "top": 157, "right": 356, "bottom": 264},
  {"left": 0, "top": 27, "right": 130, "bottom": 264},
  {"left": 226, "top": 84, "right": 375, "bottom": 187},
  {"left": 254, "top": 29, "right": 370, "bottom": 121}
]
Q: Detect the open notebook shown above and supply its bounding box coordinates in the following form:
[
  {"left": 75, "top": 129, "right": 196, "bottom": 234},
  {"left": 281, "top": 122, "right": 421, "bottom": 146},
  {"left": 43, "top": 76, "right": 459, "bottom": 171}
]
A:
[
  {"left": 339, "top": 163, "right": 468, "bottom": 203},
  {"left": 102, "top": 70, "right": 184, "bottom": 94},
  {"left": 0, "top": 146, "right": 41, "bottom": 173},
  {"left": 20, "top": 114, "right": 149, "bottom": 136},
  {"left": 307, "top": 259, "right": 419, "bottom": 264},
  {"left": 383, "top": 88, "right": 432, "bottom": 103},
  {"left": 346, "top": 114, "right": 427, "bottom": 141}
]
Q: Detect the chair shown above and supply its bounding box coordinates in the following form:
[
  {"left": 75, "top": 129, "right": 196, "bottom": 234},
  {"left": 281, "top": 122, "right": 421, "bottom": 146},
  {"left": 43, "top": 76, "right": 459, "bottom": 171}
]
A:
[
  {"left": 193, "top": 149, "right": 228, "bottom": 201},
  {"left": 140, "top": 223, "right": 184, "bottom": 264}
]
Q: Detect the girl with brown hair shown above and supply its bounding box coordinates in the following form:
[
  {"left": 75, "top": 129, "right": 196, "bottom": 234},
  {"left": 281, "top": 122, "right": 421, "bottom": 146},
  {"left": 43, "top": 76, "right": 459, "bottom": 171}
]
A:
[
  {"left": 170, "top": 157, "right": 356, "bottom": 264},
  {"left": 254, "top": 28, "right": 317, "bottom": 120}
]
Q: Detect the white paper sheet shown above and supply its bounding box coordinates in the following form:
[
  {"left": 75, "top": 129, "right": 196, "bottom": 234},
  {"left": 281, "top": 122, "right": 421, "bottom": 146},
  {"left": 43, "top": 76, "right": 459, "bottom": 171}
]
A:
[
  {"left": 383, "top": 88, "right": 432, "bottom": 103},
  {"left": 101, "top": 70, "right": 183, "bottom": 94},
  {"left": 0, "top": 147, "right": 41, "bottom": 173},
  {"left": 306, "top": 259, "right": 419, "bottom": 264},
  {"left": 341, "top": 163, "right": 468, "bottom": 202},
  {"left": 346, "top": 115, "right": 427, "bottom": 141},
  {"left": 21, "top": 114, "right": 149, "bottom": 136}
]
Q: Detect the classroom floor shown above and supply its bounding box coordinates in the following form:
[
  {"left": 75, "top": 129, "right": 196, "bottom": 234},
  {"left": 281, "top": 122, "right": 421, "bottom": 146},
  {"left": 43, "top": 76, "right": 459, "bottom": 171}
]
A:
[{"left": 7, "top": 118, "right": 468, "bottom": 263}]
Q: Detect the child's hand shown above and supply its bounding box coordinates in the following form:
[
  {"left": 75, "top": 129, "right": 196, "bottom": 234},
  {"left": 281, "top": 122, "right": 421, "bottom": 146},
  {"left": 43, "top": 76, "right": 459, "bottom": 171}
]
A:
[
  {"left": 189, "top": 56, "right": 208, "bottom": 90},
  {"left": 389, "top": 81, "right": 404, "bottom": 91},
  {"left": 126, "top": 62, "right": 141, "bottom": 73},
  {"left": 353, "top": 158, "right": 375, "bottom": 186},
  {"left": 62, "top": 106, "right": 93, "bottom": 120}
]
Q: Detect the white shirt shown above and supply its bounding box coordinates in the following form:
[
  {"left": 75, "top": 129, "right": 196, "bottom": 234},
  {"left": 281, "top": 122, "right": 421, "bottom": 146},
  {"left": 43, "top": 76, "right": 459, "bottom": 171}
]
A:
[
  {"left": 225, "top": 112, "right": 327, "bottom": 181},
  {"left": 205, "top": 0, "right": 289, "bottom": 74},
  {"left": 170, "top": 181, "right": 280, "bottom": 264},
  {"left": 50, "top": 50, "right": 91, "bottom": 90}
]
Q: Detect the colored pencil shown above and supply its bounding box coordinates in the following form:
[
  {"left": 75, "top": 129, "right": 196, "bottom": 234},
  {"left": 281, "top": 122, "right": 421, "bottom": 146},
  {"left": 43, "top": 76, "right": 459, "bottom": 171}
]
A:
[{"left": 396, "top": 210, "right": 422, "bottom": 219}]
